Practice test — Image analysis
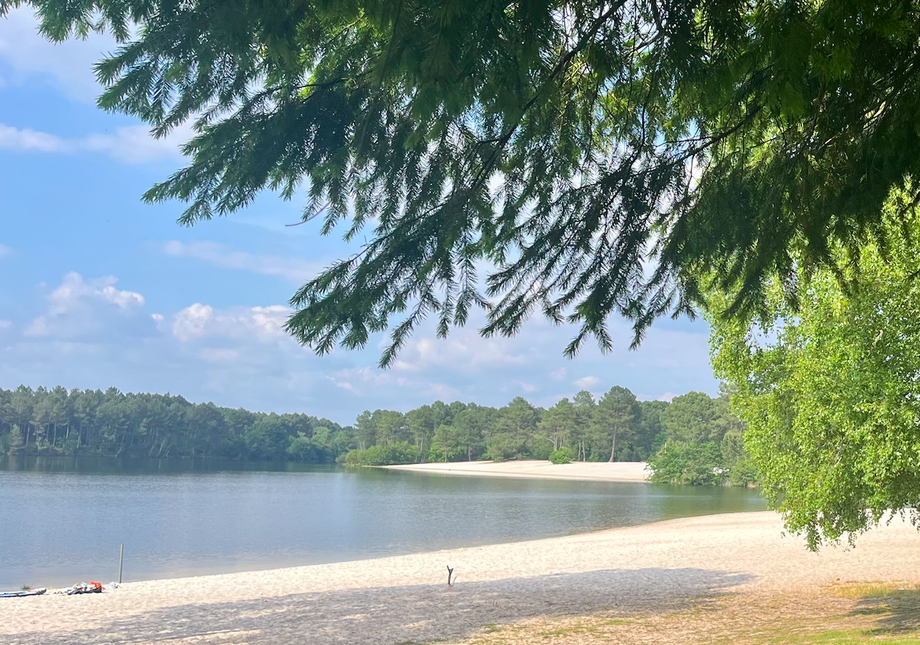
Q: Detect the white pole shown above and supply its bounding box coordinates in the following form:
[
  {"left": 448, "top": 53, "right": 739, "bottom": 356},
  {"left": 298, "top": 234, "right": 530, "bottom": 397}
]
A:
[{"left": 118, "top": 544, "right": 124, "bottom": 584}]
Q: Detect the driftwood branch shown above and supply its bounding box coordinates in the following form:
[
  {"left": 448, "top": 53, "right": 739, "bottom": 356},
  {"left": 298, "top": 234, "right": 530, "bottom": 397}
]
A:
[{"left": 446, "top": 565, "right": 455, "bottom": 586}]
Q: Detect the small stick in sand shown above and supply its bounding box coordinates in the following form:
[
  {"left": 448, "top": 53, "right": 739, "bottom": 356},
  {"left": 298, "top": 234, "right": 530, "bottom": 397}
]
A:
[{"left": 446, "top": 565, "right": 455, "bottom": 586}]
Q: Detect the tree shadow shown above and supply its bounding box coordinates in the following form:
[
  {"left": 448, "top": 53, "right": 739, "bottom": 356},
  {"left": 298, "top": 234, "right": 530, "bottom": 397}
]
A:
[
  {"left": 10, "top": 567, "right": 754, "bottom": 645},
  {"left": 849, "top": 587, "right": 920, "bottom": 636}
]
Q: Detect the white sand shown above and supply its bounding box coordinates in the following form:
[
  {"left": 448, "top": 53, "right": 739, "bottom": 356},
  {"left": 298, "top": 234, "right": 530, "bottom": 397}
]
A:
[
  {"left": 385, "top": 459, "right": 650, "bottom": 482},
  {"left": 4, "top": 511, "right": 920, "bottom": 645}
]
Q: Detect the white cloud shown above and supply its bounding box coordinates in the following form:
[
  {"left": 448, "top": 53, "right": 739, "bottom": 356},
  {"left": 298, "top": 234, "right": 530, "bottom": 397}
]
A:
[
  {"left": 504, "top": 379, "right": 538, "bottom": 394},
  {"left": 325, "top": 376, "right": 357, "bottom": 393},
  {"left": 23, "top": 316, "right": 49, "bottom": 337},
  {"left": 171, "top": 303, "right": 291, "bottom": 343},
  {"left": 0, "top": 10, "right": 195, "bottom": 164},
  {"left": 573, "top": 375, "right": 600, "bottom": 389},
  {"left": 22, "top": 272, "right": 149, "bottom": 339},
  {"left": 0, "top": 7, "right": 112, "bottom": 102},
  {"left": 428, "top": 382, "right": 461, "bottom": 400},
  {"left": 0, "top": 123, "right": 66, "bottom": 152},
  {"left": 0, "top": 122, "right": 191, "bottom": 164},
  {"left": 163, "top": 240, "right": 323, "bottom": 283},
  {"left": 0, "top": 319, "right": 12, "bottom": 330},
  {"left": 549, "top": 368, "right": 567, "bottom": 381},
  {"left": 82, "top": 123, "right": 194, "bottom": 164},
  {"left": 0, "top": 243, "right": 10, "bottom": 258},
  {"left": 392, "top": 333, "right": 529, "bottom": 374},
  {"left": 657, "top": 392, "right": 677, "bottom": 402},
  {"left": 47, "top": 272, "right": 144, "bottom": 315}
]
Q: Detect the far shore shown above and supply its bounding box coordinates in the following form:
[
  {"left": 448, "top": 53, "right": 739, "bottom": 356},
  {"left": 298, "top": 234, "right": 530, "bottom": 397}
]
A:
[
  {"left": 4, "top": 511, "right": 920, "bottom": 644},
  {"left": 383, "top": 459, "right": 650, "bottom": 482}
]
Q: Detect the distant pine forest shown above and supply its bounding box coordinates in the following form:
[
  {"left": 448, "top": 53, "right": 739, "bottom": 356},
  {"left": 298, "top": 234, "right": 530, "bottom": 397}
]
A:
[{"left": 0, "top": 385, "right": 756, "bottom": 486}]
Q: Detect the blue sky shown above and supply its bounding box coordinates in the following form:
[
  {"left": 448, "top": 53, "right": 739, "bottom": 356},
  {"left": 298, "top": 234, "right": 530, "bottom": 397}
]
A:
[{"left": 0, "top": 8, "right": 718, "bottom": 424}]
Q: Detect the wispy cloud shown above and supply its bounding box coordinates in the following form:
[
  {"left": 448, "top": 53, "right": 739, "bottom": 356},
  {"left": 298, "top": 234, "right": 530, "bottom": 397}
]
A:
[
  {"left": 573, "top": 375, "right": 600, "bottom": 389},
  {"left": 163, "top": 240, "right": 323, "bottom": 283},
  {"left": 0, "top": 243, "right": 10, "bottom": 258},
  {"left": 0, "top": 122, "right": 191, "bottom": 164}
]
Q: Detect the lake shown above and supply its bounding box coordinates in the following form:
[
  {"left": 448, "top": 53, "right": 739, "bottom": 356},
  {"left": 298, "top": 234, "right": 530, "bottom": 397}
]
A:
[{"left": 0, "top": 456, "right": 766, "bottom": 589}]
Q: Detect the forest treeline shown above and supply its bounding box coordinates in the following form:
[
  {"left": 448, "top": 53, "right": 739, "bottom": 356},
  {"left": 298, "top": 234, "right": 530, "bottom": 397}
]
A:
[
  {"left": 344, "top": 386, "right": 755, "bottom": 485},
  {"left": 0, "top": 386, "right": 351, "bottom": 462},
  {"left": 0, "top": 385, "right": 755, "bottom": 485}
]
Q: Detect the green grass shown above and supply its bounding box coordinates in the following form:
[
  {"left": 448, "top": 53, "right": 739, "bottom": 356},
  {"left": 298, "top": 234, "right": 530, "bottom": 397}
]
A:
[
  {"left": 752, "top": 584, "right": 920, "bottom": 645},
  {"left": 760, "top": 630, "right": 920, "bottom": 644}
]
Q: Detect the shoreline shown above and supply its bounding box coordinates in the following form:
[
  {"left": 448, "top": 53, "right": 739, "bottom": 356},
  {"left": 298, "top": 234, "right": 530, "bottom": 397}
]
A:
[
  {"left": 5, "top": 510, "right": 920, "bottom": 644},
  {"left": 383, "top": 459, "right": 650, "bottom": 482}
]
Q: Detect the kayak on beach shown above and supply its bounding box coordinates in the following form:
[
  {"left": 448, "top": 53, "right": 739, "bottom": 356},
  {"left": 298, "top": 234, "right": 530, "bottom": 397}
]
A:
[{"left": 0, "top": 588, "right": 47, "bottom": 598}]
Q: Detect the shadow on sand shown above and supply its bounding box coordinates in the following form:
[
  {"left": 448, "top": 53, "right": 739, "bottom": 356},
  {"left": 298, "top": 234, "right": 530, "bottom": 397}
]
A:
[{"left": 11, "top": 567, "right": 755, "bottom": 645}]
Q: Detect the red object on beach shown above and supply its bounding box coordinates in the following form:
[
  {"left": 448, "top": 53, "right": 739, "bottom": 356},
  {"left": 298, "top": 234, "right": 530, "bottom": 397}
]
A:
[{"left": 88, "top": 582, "right": 102, "bottom": 593}]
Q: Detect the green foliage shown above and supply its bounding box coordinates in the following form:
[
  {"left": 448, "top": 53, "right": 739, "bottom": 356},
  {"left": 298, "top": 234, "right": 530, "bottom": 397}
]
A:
[
  {"left": 549, "top": 446, "right": 575, "bottom": 465},
  {"left": 429, "top": 424, "right": 461, "bottom": 462},
  {"left": 720, "top": 431, "right": 745, "bottom": 469},
  {"left": 647, "top": 441, "right": 724, "bottom": 486},
  {"left": 0, "top": 385, "right": 353, "bottom": 462},
  {"left": 709, "top": 192, "right": 920, "bottom": 549},
  {"left": 485, "top": 432, "right": 518, "bottom": 462},
  {"left": 343, "top": 442, "right": 421, "bottom": 466},
  {"left": 349, "top": 387, "right": 745, "bottom": 473},
  {"left": 595, "top": 386, "right": 637, "bottom": 462},
  {"left": 646, "top": 389, "right": 753, "bottom": 486},
  {"left": 7, "top": 0, "right": 920, "bottom": 362},
  {"left": 728, "top": 457, "right": 758, "bottom": 488},
  {"left": 530, "top": 437, "right": 554, "bottom": 460}
]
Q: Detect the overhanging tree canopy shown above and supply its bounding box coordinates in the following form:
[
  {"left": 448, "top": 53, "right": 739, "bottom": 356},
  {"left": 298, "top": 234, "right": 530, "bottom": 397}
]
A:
[{"left": 4, "top": 0, "right": 920, "bottom": 363}]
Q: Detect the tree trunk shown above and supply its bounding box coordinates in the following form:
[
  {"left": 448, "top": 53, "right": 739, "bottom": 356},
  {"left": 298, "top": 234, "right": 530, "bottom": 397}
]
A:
[{"left": 609, "top": 426, "right": 618, "bottom": 462}]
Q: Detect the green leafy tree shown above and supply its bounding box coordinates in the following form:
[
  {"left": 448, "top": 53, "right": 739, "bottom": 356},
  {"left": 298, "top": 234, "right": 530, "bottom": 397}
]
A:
[
  {"left": 632, "top": 400, "right": 668, "bottom": 460},
  {"left": 709, "top": 192, "right": 920, "bottom": 549},
  {"left": 372, "top": 410, "right": 407, "bottom": 445},
  {"left": 493, "top": 397, "right": 539, "bottom": 458},
  {"left": 595, "top": 386, "right": 637, "bottom": 462},
  {"left": 353, "top": 411, "right": 377, "bottom": 451},
  {"left": 539, "top": 398, "right": 576, "bottom": 452},
  {"left": 287, "top": 432, "right": 321, "bottom": 462},
  {"left": 430, "top": 424, "right": 461, "bottom": 462},
  {"left": 661, "top": 392, "right": 722, "bottom": 444},
  {"left": 570, "top": 390, "right": 596, "bottom": 461},
  {"left": 7, "top": 1, "right": 920, "bottom": 362},
  {"left": 549, "top": 446, "right": 576, "bottom": 465},
  {"left": 453, "top": 405, "right": 491, "bottom": 461},
  {"left": 648, "top": 441, "right": 723, "bottom": 486}
]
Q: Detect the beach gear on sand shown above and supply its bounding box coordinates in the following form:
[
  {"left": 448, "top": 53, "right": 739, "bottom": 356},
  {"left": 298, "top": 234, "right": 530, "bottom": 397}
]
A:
[
  {"left": 0, "top": 588, "right": 47, "bottom": 598},
  {"left": 63, "top": 581, "right": 104, "bottom": 595}
]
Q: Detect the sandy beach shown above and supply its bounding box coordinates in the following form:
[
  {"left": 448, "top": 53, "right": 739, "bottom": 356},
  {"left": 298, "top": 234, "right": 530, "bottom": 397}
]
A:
[
  {"left": 384, "top": 460, "right": 650, "bottom": 482},
  {"left": 4, "top": 511, "right": 920, "bottom": 645}
]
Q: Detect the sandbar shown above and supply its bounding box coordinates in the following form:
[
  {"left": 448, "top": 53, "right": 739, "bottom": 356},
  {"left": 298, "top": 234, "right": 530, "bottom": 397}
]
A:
[{"left": 384, "top": 459, "right": 650, "bottom": 482}]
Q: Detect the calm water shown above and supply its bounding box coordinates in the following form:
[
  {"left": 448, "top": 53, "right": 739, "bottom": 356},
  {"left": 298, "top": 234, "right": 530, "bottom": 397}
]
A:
[{"left": 0, "top": 456, "right": 766, "bottom": 589}]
